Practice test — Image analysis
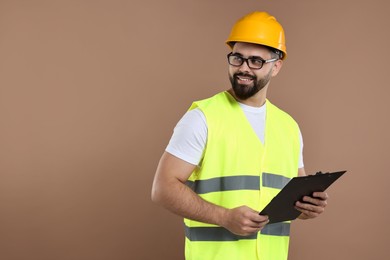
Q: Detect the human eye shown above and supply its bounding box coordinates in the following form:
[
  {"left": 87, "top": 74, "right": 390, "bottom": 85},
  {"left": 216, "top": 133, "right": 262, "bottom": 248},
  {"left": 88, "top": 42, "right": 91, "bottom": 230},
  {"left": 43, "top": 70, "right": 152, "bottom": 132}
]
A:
[
  {"left": 249, "top": 58, "right": 264, "bottom": 68},
  {"left": 232, "top": 55, "right": 243, "bottom": 62},
  {"left": 229, "top": 54, "right": 243, "bottom": 65}
]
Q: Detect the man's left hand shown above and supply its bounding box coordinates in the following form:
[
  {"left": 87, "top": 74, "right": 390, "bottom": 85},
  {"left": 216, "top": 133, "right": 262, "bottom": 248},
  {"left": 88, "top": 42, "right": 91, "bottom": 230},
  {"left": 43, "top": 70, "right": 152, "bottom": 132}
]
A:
[{"left": 295, "top": 191, "right": 328, "bottom": 220}]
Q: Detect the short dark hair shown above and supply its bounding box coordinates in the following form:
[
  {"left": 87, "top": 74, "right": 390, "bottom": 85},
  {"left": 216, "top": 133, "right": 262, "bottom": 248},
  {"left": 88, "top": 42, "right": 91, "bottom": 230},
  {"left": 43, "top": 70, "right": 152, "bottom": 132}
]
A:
[{"left": 267, "top": 47, "right": 283, "bottom": 60}]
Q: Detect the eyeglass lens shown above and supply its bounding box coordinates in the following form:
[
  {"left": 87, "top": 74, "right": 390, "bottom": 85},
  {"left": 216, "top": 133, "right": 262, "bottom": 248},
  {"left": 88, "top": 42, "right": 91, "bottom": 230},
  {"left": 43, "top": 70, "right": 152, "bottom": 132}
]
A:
[{"left": 228, "top": 54, "right": 264, "bottom": 69}]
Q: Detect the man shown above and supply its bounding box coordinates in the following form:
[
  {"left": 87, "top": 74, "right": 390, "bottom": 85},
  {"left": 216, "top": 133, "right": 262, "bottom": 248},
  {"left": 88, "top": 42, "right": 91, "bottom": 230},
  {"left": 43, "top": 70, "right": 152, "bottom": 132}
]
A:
[{"left": 151, "top": 11, "right": 328, "bottom": 260}]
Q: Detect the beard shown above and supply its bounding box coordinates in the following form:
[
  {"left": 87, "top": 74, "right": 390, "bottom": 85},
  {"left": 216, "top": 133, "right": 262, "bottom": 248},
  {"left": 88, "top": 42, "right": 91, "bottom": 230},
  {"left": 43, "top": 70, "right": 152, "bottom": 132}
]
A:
[{"left": 229, "top": 70, "right": 272, "bottom": 100}]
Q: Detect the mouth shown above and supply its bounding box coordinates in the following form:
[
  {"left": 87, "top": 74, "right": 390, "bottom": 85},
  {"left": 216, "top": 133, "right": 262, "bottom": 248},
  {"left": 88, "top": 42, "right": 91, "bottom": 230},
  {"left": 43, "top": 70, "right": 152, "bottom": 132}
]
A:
[{"left": 235, "top": 74, "right": 255, "bottom": 85}]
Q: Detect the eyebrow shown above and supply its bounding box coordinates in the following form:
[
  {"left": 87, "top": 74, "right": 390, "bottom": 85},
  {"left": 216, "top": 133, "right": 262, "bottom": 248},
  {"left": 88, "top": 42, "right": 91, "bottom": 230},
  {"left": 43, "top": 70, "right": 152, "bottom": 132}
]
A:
[{"left": 231, "top": 52, "right": 265, "bottom": 60}]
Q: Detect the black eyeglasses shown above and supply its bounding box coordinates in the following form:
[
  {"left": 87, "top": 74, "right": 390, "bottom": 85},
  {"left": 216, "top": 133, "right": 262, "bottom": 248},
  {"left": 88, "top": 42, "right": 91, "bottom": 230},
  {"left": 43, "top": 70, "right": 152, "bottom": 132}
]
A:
[{"left": 227, "top": 52, "right": 278, "bottom": 70}]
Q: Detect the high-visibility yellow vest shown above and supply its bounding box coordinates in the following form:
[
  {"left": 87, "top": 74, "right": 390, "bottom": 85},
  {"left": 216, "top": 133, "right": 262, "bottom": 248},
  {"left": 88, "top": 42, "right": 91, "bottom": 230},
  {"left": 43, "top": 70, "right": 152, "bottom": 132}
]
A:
[{"left": 184, "top": 91, "right": 300, "bottom": 260}]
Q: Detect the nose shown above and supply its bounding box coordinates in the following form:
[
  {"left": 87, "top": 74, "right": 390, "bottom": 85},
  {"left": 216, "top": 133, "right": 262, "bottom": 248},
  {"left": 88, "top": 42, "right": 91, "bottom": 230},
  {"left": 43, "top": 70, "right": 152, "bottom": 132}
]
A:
[{"left": 238, "top": 60, "right": 251, "bottom": 73}]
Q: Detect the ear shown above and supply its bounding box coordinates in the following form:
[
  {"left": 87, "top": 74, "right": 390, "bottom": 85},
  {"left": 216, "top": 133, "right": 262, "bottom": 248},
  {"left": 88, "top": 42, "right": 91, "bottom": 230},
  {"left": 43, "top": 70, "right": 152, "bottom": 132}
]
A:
[{"left": 271, "top": 59, "right": 283, "bottom": 77}]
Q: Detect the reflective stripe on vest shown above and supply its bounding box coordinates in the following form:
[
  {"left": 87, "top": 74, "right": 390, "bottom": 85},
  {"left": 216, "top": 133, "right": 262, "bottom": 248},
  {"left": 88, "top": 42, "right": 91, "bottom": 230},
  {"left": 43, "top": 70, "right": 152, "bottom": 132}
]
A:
[
  {"left": 186, "top": 173, "right": 291, "bottom": 194},
  {"left": 185, "top": 222, "right": 290, "bottom": 241}
]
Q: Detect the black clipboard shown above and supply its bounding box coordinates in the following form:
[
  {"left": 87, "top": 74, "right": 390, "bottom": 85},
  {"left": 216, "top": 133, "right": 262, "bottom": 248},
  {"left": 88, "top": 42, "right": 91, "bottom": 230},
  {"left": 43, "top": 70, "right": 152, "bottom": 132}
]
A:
[{"left": 259, "top": 170, "right": 346, "bottom": 224}]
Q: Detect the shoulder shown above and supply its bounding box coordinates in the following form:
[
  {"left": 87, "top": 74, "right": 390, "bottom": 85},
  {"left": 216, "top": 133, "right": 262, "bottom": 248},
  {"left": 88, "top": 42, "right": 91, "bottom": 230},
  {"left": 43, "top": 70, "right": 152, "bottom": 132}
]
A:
[
  {"left": 267, "top": 100, "right": 299, "bottom": 126},
  {"left": 190, "top": 91, "right": 234, "bottom": 111},
  {"left": 178, "top": 108, "right": 207, "bottom": 127},
  {"left": 165, "top": 108, "right": 207, "bottom": 165}
]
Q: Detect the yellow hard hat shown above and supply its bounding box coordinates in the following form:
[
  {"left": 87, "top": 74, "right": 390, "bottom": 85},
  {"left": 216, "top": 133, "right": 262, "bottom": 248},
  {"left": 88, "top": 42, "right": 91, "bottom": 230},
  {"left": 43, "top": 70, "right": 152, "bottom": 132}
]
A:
[{"left": 226, "top": 11, "right": 287, "bottom": 60}]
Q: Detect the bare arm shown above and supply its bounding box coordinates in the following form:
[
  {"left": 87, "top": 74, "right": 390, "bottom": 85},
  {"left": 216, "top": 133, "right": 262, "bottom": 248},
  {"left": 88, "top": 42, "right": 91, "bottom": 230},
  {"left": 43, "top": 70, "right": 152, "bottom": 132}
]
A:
[
  {"left": 151, "top": 152, "right": 268, "bottom": 236},
  {"left": 296, "top": 167, "right": 329, "bottom": 220},
  {"left": 151, "top": 152, "right": 226, "bottom": 225}
]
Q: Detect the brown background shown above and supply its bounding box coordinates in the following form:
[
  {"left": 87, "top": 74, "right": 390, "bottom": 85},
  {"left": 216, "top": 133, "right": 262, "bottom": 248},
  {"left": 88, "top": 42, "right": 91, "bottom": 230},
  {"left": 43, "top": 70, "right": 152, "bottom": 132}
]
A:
[{"left": 1, "top": 0, "right": 389, "bottom": 259}]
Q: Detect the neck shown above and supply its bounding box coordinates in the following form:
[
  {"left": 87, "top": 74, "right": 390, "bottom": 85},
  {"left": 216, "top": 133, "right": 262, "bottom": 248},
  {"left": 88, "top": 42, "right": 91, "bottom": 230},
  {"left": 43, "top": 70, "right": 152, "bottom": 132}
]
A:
[{"left": 228, "top": 85, "right": 268, "bottom": 107}]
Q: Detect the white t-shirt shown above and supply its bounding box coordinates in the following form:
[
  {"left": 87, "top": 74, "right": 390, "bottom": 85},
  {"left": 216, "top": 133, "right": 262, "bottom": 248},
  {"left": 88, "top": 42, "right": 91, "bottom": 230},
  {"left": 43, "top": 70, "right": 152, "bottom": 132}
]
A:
[{"left": 166, "top": 102, "right": 304, "bottom": 168}]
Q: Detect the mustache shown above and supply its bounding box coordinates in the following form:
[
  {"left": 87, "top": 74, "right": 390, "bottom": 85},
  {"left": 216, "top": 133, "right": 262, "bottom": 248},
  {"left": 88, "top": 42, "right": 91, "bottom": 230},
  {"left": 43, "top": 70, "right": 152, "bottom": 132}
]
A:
[{"left": 234, "top": 73, "right": 256, "bottom": 80}]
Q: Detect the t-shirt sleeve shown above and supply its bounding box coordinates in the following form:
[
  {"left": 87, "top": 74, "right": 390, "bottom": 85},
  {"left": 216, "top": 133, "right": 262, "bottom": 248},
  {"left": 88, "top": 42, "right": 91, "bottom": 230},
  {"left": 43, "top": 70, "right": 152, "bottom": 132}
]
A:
[{"left": 165, "top": 108, "right": 207, "bottom": 166}]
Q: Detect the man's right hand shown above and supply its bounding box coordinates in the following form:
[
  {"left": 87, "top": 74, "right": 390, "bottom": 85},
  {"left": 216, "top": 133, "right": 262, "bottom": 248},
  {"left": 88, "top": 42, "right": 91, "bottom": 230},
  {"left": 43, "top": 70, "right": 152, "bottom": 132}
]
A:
[
  {"left": 221, "top": 206, "right": 269, "bottom": 236},
  {"left": 152, "top": 153, "right": 269, "bottom": 236}
]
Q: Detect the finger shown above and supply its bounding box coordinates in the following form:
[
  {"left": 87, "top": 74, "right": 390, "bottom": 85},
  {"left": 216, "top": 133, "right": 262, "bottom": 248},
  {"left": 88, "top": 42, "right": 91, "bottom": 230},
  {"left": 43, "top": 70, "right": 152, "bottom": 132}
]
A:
[
  {"left": 248, "top": 220, "right": 269, "bottom": 229},
  {"left": 241, "top": 212, "right": 267, "bottom": 226},
  {"left": 245, "top": 208, "right": 267, "bottom": 220},
  {"left": 296, "top": 201, "right": 325, "bottom": 213},
  {"left": 295, "top": 204, "right": 322, "bottom": 216},
  {"left": 238, "top": 224, "right": 262, "bottom": 235},
  {"left": 312, "top": 192, "right": 329, "bottom": 200},
  {"left": 302, "top": 196, "right": 328, "bottom": 207},
  {"left": 243, "top": 219, "right": 268, "bottom": 230},
  {"left": 247, "top": 222, "right": 265, "bottom": 229},
  {"left": 249, "top": 213, "right": 269, "bottom": 223},
  {"left": 295, "top": 208, "right": 319, "bottom": 218}
]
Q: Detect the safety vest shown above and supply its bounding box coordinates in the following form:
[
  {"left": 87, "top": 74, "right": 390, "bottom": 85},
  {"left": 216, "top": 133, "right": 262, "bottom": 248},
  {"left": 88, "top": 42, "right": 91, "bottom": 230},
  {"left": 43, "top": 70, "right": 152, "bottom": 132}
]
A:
[{"left": 184, "top": 91, "right": 300, "bottom": 260}]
